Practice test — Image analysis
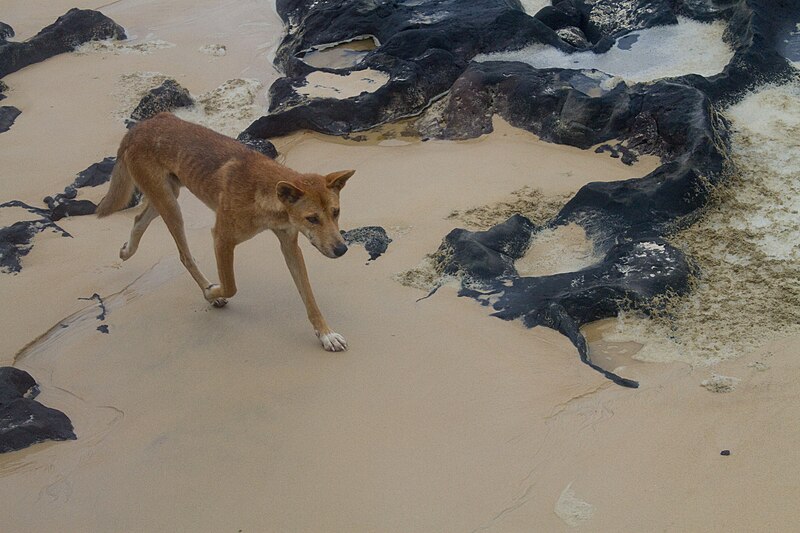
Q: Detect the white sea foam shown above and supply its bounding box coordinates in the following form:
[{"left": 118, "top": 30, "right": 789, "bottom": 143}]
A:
[{"left": 476, "top": 17, "right": 733, "bottom": 83}]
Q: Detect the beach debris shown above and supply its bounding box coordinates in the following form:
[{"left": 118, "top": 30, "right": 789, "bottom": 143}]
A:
[
  {"left": 199, "top": 44, "right": 227, "bottom": 57},
  {"left": 0, "top": 8, "right": 126, "bottom": 78},
  {"left": 720, "top": 449, "right": 731, "bottom": 456},
  {"left": 701, "top": 374, "right": 740, "bottom": 393},
  {"left": 341, "top": 226, "right": 392, "bottom": 261},
  {"left": 0, "top": 367, "right": 76, "bottom": 453},
  {"left": 555, "top": 482, "right": 595, "bottom": 527}
]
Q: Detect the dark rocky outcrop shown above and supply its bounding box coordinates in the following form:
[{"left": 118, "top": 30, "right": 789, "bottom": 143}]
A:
[
  {"left": 0, "top": 8, "right": 125, "bottom": 78},
  {"left": 0, "top": 104, "right": 20, "bottom": 133},
  {"left": 341, "top": 226, "right": 392, "bottom": 261},
  {"left": 0, "top": 21, "right": 13, "bottom": 44},
  {"left": 238, "top": 0, "right": 800, "bottom": 385},
  {"left": 245, "top": 0, "right": 572, "bottom": 139},
  {"left": 0, "top": 367, "right": 76, "bottom": 453},
  {"left": 670, "top": 0, "right": 800, "bottom": 105},
  {"left": 128, "top": 79, "right": 194, "bottom": 125}
]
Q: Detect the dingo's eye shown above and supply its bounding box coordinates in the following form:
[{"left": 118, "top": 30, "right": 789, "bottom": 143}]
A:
[
  {"left": 332, "top": 208, "right": 340, "bottom": 218},
  {"left": 306, "top": 215, "right": 320, "bottom": 225}
]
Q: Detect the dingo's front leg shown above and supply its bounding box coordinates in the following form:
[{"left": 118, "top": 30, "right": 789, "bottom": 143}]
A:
[
  {"left": 275, "top": 229, "right": 347, "bottom": 352},
  {"left": 204, "top": 227, "right": 238, "bottom": 308}
]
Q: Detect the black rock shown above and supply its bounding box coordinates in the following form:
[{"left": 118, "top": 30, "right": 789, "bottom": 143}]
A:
[
  {"left": 341, "top": 226, "right": 393, "bottom": 261},
  {"left": 50, "top": 199, "right": 97, "bottom": 221},
  {"left": 669, "top": 0, "right": 800, "bottom": 105},
  {"left": 720, "top": 449, "right": 731, "bottom": 456},
  {"left": 0, "top": 217, "right": 70, "bottom": 273},
  {"left": 0, "top": 105, "right": 20, "bottom": 133},
  {"left": 0, "top": 21, "right": 13, "bottom": 44},
  {"left": 0, "top": 367, "right": 36, "bottom": 402},
  {"left": 244, "top": 0, "right": 572, "bottom": 140},
  {"left": 73, "top": 156, "right": 117, "bottom": 188},
  {"left": 236, "top": 133, "right": 278, "bottom": 159},
  {"left": 439, "top": 214, "right": 536, "bottom": 279},
  {"left": 0, "top": 367, "right": 76, "bottom": 454},
  {"left": 0, "top": 9, "right": 126, "bottom": 78},
  {"left": 557, "top": 26, "right": 591, "bottom": 49},
  {"left": 129, "top": 79, "right": 194, "bottom": 123},
  {"left": 535, "top": 3, "right": 582, "bottom": 32},
  {"left": 579, "top": 0, "right": 678, "bottom": 44}
]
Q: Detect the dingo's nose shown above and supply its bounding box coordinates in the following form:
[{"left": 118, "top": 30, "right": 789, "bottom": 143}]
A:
[{"left": 333, "top": 243, "right": 348, "bottom": 257}]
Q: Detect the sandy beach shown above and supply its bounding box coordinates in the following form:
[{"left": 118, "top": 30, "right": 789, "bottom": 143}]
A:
[{"left": 2, "top": 1, "right": 799, "bottom": 531}]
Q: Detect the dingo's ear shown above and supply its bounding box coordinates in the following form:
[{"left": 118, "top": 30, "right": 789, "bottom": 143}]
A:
[
  {"left": 276, "top": 181, "right": 305, "bottom": 204},
  {"left": 326, "top": 170, "right": 355, "bottom": 192}
]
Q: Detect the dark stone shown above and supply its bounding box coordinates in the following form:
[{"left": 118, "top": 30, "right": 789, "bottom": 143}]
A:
[
  {"left": 447, "top": 222, "right": 691, "bottom": 387},
  {"left": 244, "top": 0, "right": 572, "bottom": 139},
  {"left": 236, "top": 133, "right": 278, "bottom": 159},
  {"left": 341, "top": 226, "right": 393, "bottom": 261},
  {"left": 0, "top": 367, "right": 76, "bottom": 454},
  {"left": 439, "top": 214, "right": 536, "bottom": 279},
  {"left": 73, "top": 156, "right": 117, "bottom": 188},
  {"left": 0, "top": 367, "right": 36, "bottom": 402},
  {"left": 0, "top": 212, "right": 71, "bottom": 273},
  {"left": 557, "top": 26, "right": 591, "bottom": 49},
  {"left": 535, "top": 4, "right": 581, "bottom": 32},
  {"left": 579, "top": 0, "right": 678, "bottom": 43},
  {"left": 0, "top": 9, "right": 126, "bottom": 78},
  {"left": 720, "top": 449, "right": 731, "bottom": 456},
  {"left": 669, "top": 0, "right": 800, "bottom": 105},
  {"left": 0, "top": 105, "right": 20, "bottom": 133},
  {"left": 49, "top": 199, "right": 97, "bottom": 221},
  {"left": 0, "top": 21, "right": 13, "bottom": 43},
  {"left": 129, "top": 79, "right": 194, "bottom": 123}
]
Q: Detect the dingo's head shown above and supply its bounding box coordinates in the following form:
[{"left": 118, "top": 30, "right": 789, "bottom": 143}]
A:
[{"left": 276, "top": 170, "right": 355, "bottom": 258}]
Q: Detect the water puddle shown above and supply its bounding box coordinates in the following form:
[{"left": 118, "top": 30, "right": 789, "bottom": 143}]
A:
[
  {"left": 582, "top": 318, "right": 645, "bottom": 373},
  {"left": 298, "top": 36, "right": 378, "bottom": 69},
  {"left": 515, "top": 223, "right": 601, "bottom": 277},
  {"left": 476, "top": 17, "right": 733, "bottom": 83},
  {"left": 296, "top": 68, "right": 389, "bottom": 99}
]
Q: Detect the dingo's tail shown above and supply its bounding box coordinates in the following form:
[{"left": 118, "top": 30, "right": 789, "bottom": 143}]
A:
[{"left": 96, "top": 158, "right": 135, "bottom": 217}]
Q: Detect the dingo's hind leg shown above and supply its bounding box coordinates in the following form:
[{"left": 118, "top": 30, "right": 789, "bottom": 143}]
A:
[
  {"left": 120, "top": 198, "right": 159, "bottom": 260},
  {"left": 144, "top": 177, "right": 218, "bottom": 305}
]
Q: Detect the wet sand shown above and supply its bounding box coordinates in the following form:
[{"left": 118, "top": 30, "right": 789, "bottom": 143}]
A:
[{"left": 2, "top": 2, "right": 800, "bottom": 531}]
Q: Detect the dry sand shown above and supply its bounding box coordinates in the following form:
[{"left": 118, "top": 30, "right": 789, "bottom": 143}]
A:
[{"left": 1, "top": 2, "right": 799, "bottom": 531}]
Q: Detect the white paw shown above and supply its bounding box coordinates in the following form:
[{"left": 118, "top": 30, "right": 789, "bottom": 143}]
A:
[
  {"left": 204, "top": 284, "right": 228, "bottom": 308},
  {"left": 119, "top": 243, "right": 133, "bottom": 261},
  {"left": 318, "top": 331, "right": 347, "bottom": 352}
]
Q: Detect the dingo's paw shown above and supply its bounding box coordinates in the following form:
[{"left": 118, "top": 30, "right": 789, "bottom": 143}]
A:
[
  {"left": 119, "top": 242, "right": 133, "bottom": 261},
  {"left": 318, "top": 331, "right": 347, "bottom": 352},
  {"left": 204, "top": 284, "right": 228, "bottom": 308}
]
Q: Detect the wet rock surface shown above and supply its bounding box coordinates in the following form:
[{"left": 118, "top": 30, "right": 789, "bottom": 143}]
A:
[
  {"left": 0, "top": 8, "right": 126, "bottom": 78},
  {"left": 0, "top": 104, "right": 20, "bottom": 133},
  {"left": 341, "top": 226, "right": 392, "bottom": 261},
  {"left": 0, "top": 367, "right": 76, "bottom": 453},
  {"left": 128, "top": 79, "right": 195, "bottom": 125},
  {"left": 243, "top": 0, "right": 800, "bottom": 385}
]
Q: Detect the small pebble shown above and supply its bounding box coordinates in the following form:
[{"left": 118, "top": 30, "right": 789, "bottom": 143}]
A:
[{"left": 720, "top": 450, "right": 731, "bottom": 456}]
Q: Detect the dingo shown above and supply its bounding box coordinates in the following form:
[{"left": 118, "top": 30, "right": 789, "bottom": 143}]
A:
[{"left": 96, "top": 113, "right": 353, "bottom": 351}]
